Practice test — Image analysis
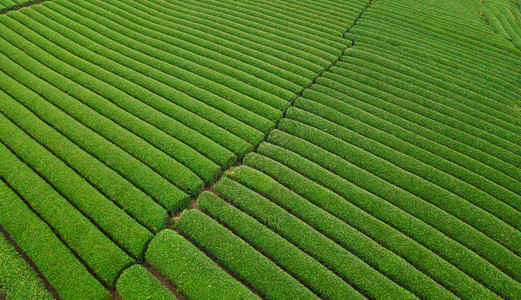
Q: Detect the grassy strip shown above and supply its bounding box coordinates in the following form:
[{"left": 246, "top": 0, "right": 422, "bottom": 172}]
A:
[
  {"left": 0, "top": 91, "right": 167, "bottom": 233},
  {"left": 212, "top": 178, "right": 416, "bottom": 299},
  {"left": 12, "top": 10, "right": 222, "bottom": 184},
  {"left": 0, "top": 102, "right": 133, "bottom": 288},
  {"left": 252, "top": 144, "right": 521, "bottom": 298},
  {"left": 0, "top": 42, "right": 189, "bottom": 214},
  {"left": 168, "top": 0, "right": 345, "bottom": 58},
  {"left": 40, "top": 1, "right": 269, "bottom": 148},
  {"left": 67, "top": 0, "right": 292, "bottom": 114},
  {"left": 309, "top": 82, "right": 521, "bottom": 189},
  {"left": 321, "top": 71, "right": 521, "bottom": 165},
  {"left": 146, "top": 229, "right": 258, "bottom": 300},
  {"left": 0, "top": 17, "right": 204, "bottom": 196},
  {"left": 24, "top": 6, "right": 245, "bottom": 165},
  {"left": 239, "top": 155, "right": 498, "bottom": 299},
  {"left": 296, "top": 92, "right": 521, "bottom": 206},
  {"left": 116, "top": 265, "right": 174, "bottom": 300},
  {"left": 340, "top": 51, "right": 521, "bottom": 127},
  {"left": 267, "top": 128, "right": 521, "bottom": 278},
  {"left": 0, "top": 111, "right": 152, "bottom": 259},
  {"left": 99, "top": 0, "right": 307, "bottom": 93},
  {"left": 121, "top": 0, "right": 316, "bottom": 84},
  {"left": 0, "top": 179, "right": 109, "bottom": 299},
  {"left": 330, "top": 63, "right": 521, "bottom": 151},
  {"left": 132, "top": 0, "right": 324, "bottom": 74},
  {"left": 197, "top": 191, "right": 365, "bottom": 300},
  {"left": 53, "top": 0, "right": 282, "bottom": 129},
  {"left": 133, "top": 0, "right": 332, "bottom": 69},
  {"left": 175, "top": 209, "right": 318, "bottom": 299},
  {"left": 284, "top": 108, "right": 521, "bottom": 231},
  {"left": 77, "top": 0, "right": 297, "bottom": 106},
  {"left": 0, "top": 233, "right": 53, "bottom": 300}
]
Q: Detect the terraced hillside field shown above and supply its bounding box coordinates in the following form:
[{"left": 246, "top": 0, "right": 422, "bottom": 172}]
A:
[{"left": 0, "top": 0, "right": 520, "bottom": 298}]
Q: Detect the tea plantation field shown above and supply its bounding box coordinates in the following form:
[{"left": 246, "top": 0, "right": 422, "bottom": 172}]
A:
[{"left": 0, "top": 0, "right": 520, "bottom": 298}]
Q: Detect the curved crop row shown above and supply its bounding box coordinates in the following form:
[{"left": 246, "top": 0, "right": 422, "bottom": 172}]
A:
[
  {"left": 0, "top": 18, "right": 204, "bottom": 195},
  {"left": 0, "top": 140, "right": 131, "bottom": 287},
  {"left": 0, "top": 179, "right": 109, "bottom": 299},
  {"left": 175, "top": 209, "right": 318, "bottom": 299},
  {"left": 0, "top": 87, "right": 168, "bottom": 233},
  {"left": 197, "top": 191, "right": 366, "bottom": 300},
  {"left": 208, "top": 179, "right": 420, "bottom": 299},
  {"left": 251, "top": 143, "right": 521, "bottom": 298},
  {"left": 239, "top": 154, "right": 498, "bottom": 299},
  {"left": 146, "top": 230, "right": 257, "bottom": 300},
  {"left": 0, "top": 231, "right": 53, "bottom": 299},
  {"left": 0, "top": 110, "right": 152, "bottom": 259},
  {"left": 116, "top": 265, "right": 175, "bottom": 300},
  {"left": 0, "top": 57, "right": 189, "bottom": 213}
]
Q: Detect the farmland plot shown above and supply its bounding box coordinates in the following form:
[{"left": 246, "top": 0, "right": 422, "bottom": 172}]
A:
[{"left": 1, "top": 0, "right": 520, "bottom": 298}]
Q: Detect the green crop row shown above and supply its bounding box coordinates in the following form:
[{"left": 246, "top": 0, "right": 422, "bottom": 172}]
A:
[
  {"left": 0, "top": 18, "right": 204, "bottom": 196},
  {"left": 82, "top": 0, "right": 301, "bottom": 104},
  {"left": 293, "top": 95, "right": 521, "bottom": 210},
  {"left": 0, "top": 109, "right": 152, "bottom": 259},
  {"left": 116, "top": 0, "right": 324, "bottom": 75},
  {"left": 0, "top": 179, "right": 109, "bottom": 299},
  {"left": 209, "top": 180, "right": 419, "bottom": 299},
  {"left": 197, "top": 191, "right": 366, "bottom": 300},
  {"left": 320, "top": 71, "right": 521, "bottom": 166},
  {"left": 122, "top": 0, "right": 334, "bottom": 69},
  {"left": 116, "top": 265, "right": 174, "bottom": 300},
  {"left": 23, "top": 6, "right": 249, "bottom": 164},
  {"left": 485, "top": 6, "right": 521, "bottom": 49},
  {"left": 191, "top": 0, "right": 350, "bottom": 44},
  {"left": 284, "top": 108, "right": 521, "bottom": 232},
  {"left": 63, "top": 0, "right": 291, "bottom": 116},
  {"left": 351, "top": 37, "right": 521, "bottom": 100},
  {"left": 168, "top": 0, "right": 345, "bottom": 58},
  {"left": 0, "top": 141, "right": 131, "bottom": 288},
  {"left": 0, "top": 88, "right": 168, "bottom": 233},
  {"left": 332, "top": 59, "right": 521, "bottom": 149},
  {"left": 175, "top": 209, "right": 318, "bottom": 299},
  {"left": 111, "top": 0, "right": 317, "bottom": 84},
  {"left": 97, "top": 0, "right": 308, "bottom": 93},
  {"left": 337, "top": 52, "right": 521, "bottom": 132},
  {"left": 0, "top": 0, "right": 38, "bottom": 14},
  {"left": 239, "top": 154, "right": 498, "bottom": 299},
  {"left": 0, "top": 232, "right": 54, "bottom": 299},
  {"left": 355, "top": 9, "right": 520, "bottom": 69},
  {"left": 10, "top": 10, "right": 224, "bottom": 184},
  {"left": 311, "top": 79, "right": 521, "bottom": 185},
  {"left": 0, "top": 53, "right": 188, "bottom": 213},
  {"left": 267, "top": 127, "right": 521, "bottom": 277},
  {"left": 51, "top": 0, "right": 283, "bottom": 127},
  {"left": 345, "top": 27, "right": 518, "bottom": 83},
  {"left": 146, "top": 229, "right": 258, "bottom": 300},
  {"left": 249, "top": 144, "right": 521, "bottom": 298},
  {"left": 36, "top": 1, "right": 271, "bottom": 146}
]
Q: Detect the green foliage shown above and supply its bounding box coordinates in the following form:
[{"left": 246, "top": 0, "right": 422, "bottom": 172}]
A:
[
  {"left": 116, "top": 265, "right": 174, "bottom": 300},
  {"left": 198, "top": 191, "right": 365, "bottom": 300},
  {"left": 0, "top": 111, "right": 153, "bottom": 259},
  {"left": 175, "top": 209, "right": 318, "bottom": 299},
  {"left": 0, "top": 46, "right": 190, "bottom": 213},
  {"left": 228, "top": 165, "right": 499, "bottom": 299},
  {"left": 0, "top": 234, "right": 53, "bottom": 300},
  {"left": 0, "top": 180, "right": 108, "bottom": 299},
  {"left": 211, "top": 178, "right": 416, "bottom": 299},
  {"left": 0, "top": 138, "right": 132, "bottom": 288},
  {"left": 0, "top": 92, "right": 168, "bottom": 233},
  {"left": 146, "top": 230, "right": 257, "bottom": 300},
  {"left": 251, "top": 142, "right": 521, "bottom": 298}
]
